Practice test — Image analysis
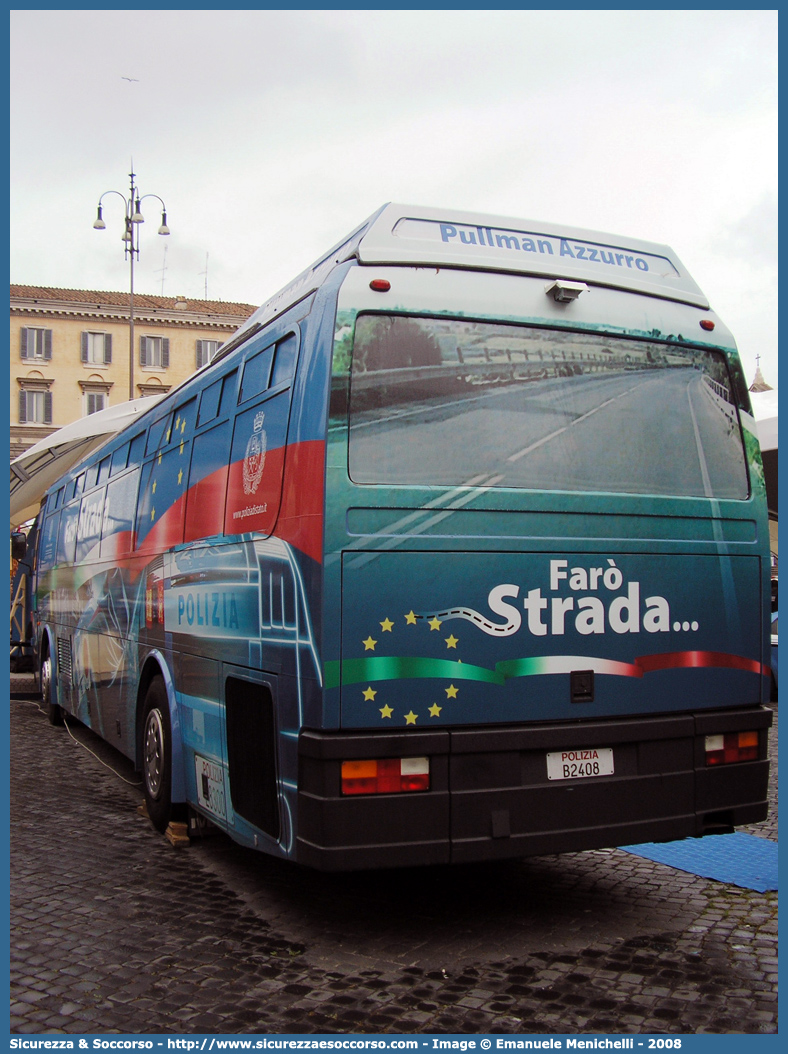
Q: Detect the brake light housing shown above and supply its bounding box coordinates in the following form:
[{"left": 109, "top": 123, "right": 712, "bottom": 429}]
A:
[
  {"left": 341, "top": 756, "right": 430, "bottom": 795},
  {"left": 705, "top": 731, "right": 759, "bottom": 766}
]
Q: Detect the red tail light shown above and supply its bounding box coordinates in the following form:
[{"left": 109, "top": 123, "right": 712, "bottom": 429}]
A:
[
  {"left": 705, "top": 731, "right": 759, "bottom": 765},
  {"left": 341, "top": 756, "right": 430, "bottom": 795}
]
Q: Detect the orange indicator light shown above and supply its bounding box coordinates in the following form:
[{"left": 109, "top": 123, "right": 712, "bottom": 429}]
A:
[
  {"left": 341, "top": 756, "right": 429, "bottom": 795},
  {"left": 705, "top": 731, "right": 759, "bottom": 766}
]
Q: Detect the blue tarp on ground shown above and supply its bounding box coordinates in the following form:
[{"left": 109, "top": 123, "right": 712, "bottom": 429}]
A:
[{"left": 621, "top": 832, "right": 778, "bottom": 892}]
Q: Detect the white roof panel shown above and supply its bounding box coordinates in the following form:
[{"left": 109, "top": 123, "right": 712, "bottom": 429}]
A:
[{"left": 357, "top": 204, "right": 709, "bottom": 308}]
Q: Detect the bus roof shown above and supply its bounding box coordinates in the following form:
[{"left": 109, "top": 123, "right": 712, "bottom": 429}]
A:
[
  {"left": 228, "top": 204, "right": 709, "bottom": 353},
  {"left": 357, "top": 204, "right": 708, "bottom": 308}
]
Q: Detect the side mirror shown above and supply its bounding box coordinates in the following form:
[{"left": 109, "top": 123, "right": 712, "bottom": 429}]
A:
[{"left": 11, "top": 531, "right": 27, "bottom": 561}]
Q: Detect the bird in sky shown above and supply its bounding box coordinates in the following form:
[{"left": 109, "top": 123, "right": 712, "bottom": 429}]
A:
[{"left": 121, "top": 76, "right": 139, "bottom": 82}]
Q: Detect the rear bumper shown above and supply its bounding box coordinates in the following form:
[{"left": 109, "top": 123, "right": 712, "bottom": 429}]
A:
[{"left": 296, "top": 706, "right": 772, "bottom": 871}]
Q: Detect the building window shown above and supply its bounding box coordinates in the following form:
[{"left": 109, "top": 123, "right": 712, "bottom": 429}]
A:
[
  {"left": 196, "top": 339, "right": 221, "bottom": 369},
  {"left": 20, "top": 328, "right": 53, "bottom": 361},
  {"left": 19, "top": 389, "right": 52, "bottom": 424},
  {"left": 79, "top": 377, "right": 113, "bottom": 416},
  {"left": 85, "top": 392, "right": 107, "bottom": 415},
  {"left": 81, "top": 331, "right": 112, "bottom": 366},
  {"left": 140, "top": 336, "right": 170, "bottom": 369}
]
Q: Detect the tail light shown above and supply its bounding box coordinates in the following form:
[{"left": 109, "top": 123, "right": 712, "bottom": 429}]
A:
[
  {"left": 705, "top": 732, "right": 759, "bottom": 766},
  {"left": 341, "top": 757, "right": 430, "bottom": 795}
]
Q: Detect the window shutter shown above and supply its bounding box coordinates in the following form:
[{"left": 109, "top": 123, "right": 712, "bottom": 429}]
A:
[
  {"left": 44, "top": 392, "right": 53, "bottom": 424},
  {"left": 81, "top": 332, "right": 89, "bottom": 363},
  {"left": 140, "top": 336, "right": 147, "bottom": 367},
  {"left": 104, "top": 333, "right": 112, "bottom": 365},
  {"left": 19, "top": 391, "right": 27, "bottom": 423},
  {"left": 196, "top": 340, "right": 204, "bottom": 369},
  {"left": 44, "top": 330, "right": 52, "bottom": 360},
  {"left": 20, "top": 329, "right": 29, "bottom": 360},
  {"left": 162, "top": 338, "right": 170, "bottom": 369}
]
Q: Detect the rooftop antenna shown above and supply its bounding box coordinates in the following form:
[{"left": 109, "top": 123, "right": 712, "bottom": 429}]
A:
[
  {"left": 199, "top": 252, "right": 209, "bottom": 300},
  {"left": 154, "top": 242, "right": 168, "bottom": 295}
]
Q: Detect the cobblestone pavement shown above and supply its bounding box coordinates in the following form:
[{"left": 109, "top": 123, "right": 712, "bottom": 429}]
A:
[{"left": 10, "top": 674, "right": 777, "bottom": 1036}]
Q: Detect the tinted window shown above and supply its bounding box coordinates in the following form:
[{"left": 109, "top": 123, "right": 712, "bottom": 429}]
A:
[
  {"left": 128, "top": 432, "right": 146, "bottom": 467},
  {"left": 240, "top": 345, "right": 274, "bottom": 403},
  {"left": 97, "top": 455, "right": 112, "bottom": 485},
  {"left": 184, "top": 420, "right": 232, "bottom": 541},
  {"left": 146, "top": 413, "right": 172, "bottom": 454},
  {"left": 198, "top": 376, "right": 223, "bottom": 425},
  {"left": 111, "top": 442, "right": 130, "bottom": 476},
  {"left": 270, "top": 334, "right": 298, "bottom": 389},
  {"left": 347, "top": 314, "right": 749, "bottom": 500},
  {"left": 218, "top": 369, "right": 238, "bottom": 416},
  {"left": 166, "top": 397, "right": 198, "bottom": 446}
]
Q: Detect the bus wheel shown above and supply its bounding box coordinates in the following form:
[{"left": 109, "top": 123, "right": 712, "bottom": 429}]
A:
[
  {"left": 41, "top": 652, "right": 63, "bottom": 726},
  {"left": 141, "top": 678, "right": 173, "bottom": 833}
]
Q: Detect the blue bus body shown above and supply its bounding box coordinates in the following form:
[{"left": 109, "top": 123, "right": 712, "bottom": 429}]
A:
[{"left": 30, "top": 205, "right": 772, "bottom": 868}]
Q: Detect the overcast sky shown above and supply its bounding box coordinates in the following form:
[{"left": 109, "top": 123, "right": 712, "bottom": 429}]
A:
[{"left": 10, "top": 8, "right": 778, "bottom": 388}]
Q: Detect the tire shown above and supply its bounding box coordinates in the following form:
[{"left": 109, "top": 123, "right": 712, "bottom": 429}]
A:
[
  {"left": 141, "top": 677, "right": 174, "bottom": 833},
  {"left": 41, "top": 651, "right": 63, "bottom": 726}
]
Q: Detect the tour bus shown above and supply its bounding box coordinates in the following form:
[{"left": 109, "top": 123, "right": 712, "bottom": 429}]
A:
[{"left": 26, "top": 204, "right": 772, "bottom": 869}]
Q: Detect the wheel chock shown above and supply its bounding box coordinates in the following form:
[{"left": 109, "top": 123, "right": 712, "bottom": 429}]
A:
[{"left": 165, "top": 821, "right": 191, "bottom": 847}]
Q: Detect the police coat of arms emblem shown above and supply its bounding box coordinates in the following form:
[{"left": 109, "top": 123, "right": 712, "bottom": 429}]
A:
[{"left": 242, "top": 411, "right": 267, "bottom": 495}]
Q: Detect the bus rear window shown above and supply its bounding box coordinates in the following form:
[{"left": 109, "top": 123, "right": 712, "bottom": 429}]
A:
[{"left": 346, "top": 314, "right": 749, "bottom": 500}]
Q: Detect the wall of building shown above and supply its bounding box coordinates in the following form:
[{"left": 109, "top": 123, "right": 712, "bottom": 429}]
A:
[{"left": 10, "top": 286, "right": 257, "bottom": 459}]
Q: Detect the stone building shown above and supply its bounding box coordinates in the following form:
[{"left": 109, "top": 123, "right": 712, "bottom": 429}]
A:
[{"left": 10, "top": 285, "right": 257, "bottom": 459}]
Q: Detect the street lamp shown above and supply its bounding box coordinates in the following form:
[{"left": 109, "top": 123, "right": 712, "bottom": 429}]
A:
[{"left": 93, "top": 166, "right": 170, "bottom": 401}]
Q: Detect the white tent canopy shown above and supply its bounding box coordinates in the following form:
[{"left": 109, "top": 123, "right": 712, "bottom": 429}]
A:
[{"left": 10, "top": 395, "right": 164, "bottom": 528}]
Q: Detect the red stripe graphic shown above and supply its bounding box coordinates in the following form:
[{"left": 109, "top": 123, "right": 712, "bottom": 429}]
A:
[{"left": 635, "top": 651, "right": 768, "bottom": 677}]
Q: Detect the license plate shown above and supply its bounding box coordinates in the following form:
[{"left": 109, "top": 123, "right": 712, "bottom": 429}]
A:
[
  {"left": 546, "top": 747, "right": 614, "bottom": 781},
  {"left": 195, "top": 754, "right": 229, "bottom": 821}
]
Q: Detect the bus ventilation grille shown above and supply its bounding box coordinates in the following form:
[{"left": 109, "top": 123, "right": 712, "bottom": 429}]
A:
[{"left": 56, "top": 637, "right": 73, "bottom": 691}]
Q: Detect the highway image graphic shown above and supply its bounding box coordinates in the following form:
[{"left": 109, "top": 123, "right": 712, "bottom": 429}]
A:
[{"left": 349, "top": 333, "right": 748, "bottom": 501}]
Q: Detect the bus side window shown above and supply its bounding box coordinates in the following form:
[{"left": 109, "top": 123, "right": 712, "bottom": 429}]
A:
[
  {"left": 127, "top": 431, "right": 146, "bottom": 468},
  {"left": 75, "top": 487, "right": 106, "bottom": 563},
  {"left": 184, "top": 420, "right": 232, "bottom": 542},
  {"left": 111, "top": 442, "right": 130, "bottom": 476},
  {"left": 146, "top": 413, "right": 172, "bottom": 455},
  {"left": 270, "top": 333, "right": 298, "bottom": 389},
  {"left": 135, "top": 437, "right": 190, "bottom": 552},
  {"left": 97, "top": 455, "right": 112, "bottom": 486},
  {"left": 167, "top": 397, "right": 198, "bottom": 445},
  {"left": 85, "top": 464, "right": 99, "bottom": 491},
  {"left": 239, "top": 344, "right": 274, "bottom": 403},
  {"left": 224, "top": 384, "right": 293, "bottom": 538},
  {"left": 57, "top": 502, "right": 79, "bottom": 564},
  {"left": 102, "top": 470, "right": 139, "bottom": 558},
  {"left": 198, "top": 376, "right": 223, "bottom": 425},
  {"left": 218, "top": 369, "right": 239, "bottom": 416},
  {"left": 38, "top": 509, "right": 60, "bottom": 572}
]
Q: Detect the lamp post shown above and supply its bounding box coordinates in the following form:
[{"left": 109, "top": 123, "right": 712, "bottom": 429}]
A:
[{"left": 93, "top": 167, "right": 170, "bottom": 401}]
